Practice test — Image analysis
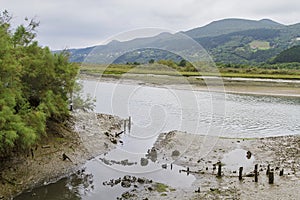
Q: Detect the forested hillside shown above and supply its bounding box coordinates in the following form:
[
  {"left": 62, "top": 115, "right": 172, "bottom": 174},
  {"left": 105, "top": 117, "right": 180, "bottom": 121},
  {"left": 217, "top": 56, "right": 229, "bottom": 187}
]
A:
[
  {"left": 0, "top": 11, "right": 78, "bottom": 158},
  {"left": 272, "top": 45, "right": 300, "bottom": 63},
  {"left": 67, "top": 18, "right": 300, "bottom": 65}
]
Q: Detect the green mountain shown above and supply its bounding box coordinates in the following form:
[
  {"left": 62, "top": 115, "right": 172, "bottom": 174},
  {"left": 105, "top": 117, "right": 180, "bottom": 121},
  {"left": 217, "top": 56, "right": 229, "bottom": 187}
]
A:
[
  {"left": 184, "top": 18, "right": 284, "bottom": 38},
  {"left": 67, "top": 18, "right": 300, "bottom": 64},
  {"left": 272, "top": 45, "right": 300, "bottom": 63}
]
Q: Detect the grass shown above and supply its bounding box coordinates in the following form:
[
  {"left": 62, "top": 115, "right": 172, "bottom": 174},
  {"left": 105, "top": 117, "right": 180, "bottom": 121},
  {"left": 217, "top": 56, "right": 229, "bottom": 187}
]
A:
[
  {"left": 79, "top": 63, "right": 300, "bottom": 80},
  {"left": 249, "top": 40, "right": 270, "bottom": 50},
  {"left": 154, "top": 183, "right": 169, "bottom": 193}
]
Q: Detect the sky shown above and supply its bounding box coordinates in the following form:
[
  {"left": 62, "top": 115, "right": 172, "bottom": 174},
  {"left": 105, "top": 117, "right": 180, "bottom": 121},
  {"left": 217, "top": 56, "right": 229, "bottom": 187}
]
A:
[{"left": 2, "top": 0, "right": 300, "bottom": 50}]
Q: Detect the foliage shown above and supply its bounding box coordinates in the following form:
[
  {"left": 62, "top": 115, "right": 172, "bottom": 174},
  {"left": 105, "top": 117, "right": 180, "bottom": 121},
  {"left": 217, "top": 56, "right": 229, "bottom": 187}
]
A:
[
  {"left": 72, "top": 81, "right": 95, "bottom": 111},
  {"left": 0, "top": 11, "right": 79, "bottom": 157},
  {"left": 271, "top": 45, "right": 300, "bottom": 63},
  {"left": 80, "top": 61, "right": 300, "bottom": 80}
]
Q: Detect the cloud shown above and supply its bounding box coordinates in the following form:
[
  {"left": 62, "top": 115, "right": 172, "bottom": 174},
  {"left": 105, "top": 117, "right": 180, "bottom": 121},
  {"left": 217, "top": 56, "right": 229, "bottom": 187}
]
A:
[{"left": 2, "top": 0, "right": 300, "bottom": 49}]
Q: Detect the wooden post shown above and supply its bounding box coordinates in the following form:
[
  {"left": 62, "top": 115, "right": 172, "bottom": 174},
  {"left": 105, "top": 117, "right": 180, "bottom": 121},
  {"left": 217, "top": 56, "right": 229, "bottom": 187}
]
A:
[
  {"left": 279, "top": 169, "right": 284, "bottom": 176},
  {"left": 217, "top": 162, "right": 222, "bottom": 177},
  {"left": 239, "top": 167, "right": 243, "bottom": 180},
  {"left": 269, "top": 170, "right": 274, "bottom": 184},
  {"left": 124, "top": 120, "right": 126, "bottom": 133},
  {"left": 128, "top": 116, "right": 131, "bottom": 133},
  {"left": 266, "top": 164, "right": 270, "bottom": 175},
  {"left": 254, "top": 164, "right": 258, "bottom": 182}
]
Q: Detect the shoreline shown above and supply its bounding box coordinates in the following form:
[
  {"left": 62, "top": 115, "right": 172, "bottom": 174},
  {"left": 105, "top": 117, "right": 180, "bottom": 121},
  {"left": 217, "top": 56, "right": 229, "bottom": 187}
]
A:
[
  {"left": 0, "top": 110, "right": 124, "bottom": 200},
  {"left": 79, "top": 73, "right": 300, "bottom": 98},
  {"left": 1, "top": 110, "right": 299, "bottom": 199},
  {"left": 128, "top": 131, "right": 300, "bottom": 199},
  {"left": 1, "top": 75, "right": 299, "bottom": 199}
]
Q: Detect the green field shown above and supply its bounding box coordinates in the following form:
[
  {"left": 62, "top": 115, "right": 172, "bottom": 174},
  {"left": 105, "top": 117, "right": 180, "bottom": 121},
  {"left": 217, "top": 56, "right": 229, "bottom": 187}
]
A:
[
  {"left": 249, "top": 40, "right": 270, "bottom": 50},
  {"left": 79, "top": 63, "right": 300, "bottom": 80}
]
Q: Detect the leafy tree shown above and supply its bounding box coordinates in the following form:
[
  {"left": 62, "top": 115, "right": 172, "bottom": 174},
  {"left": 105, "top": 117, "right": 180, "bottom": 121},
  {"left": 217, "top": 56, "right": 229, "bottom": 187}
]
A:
[
  {"left": 148, "top": 59, "right": 155, "bottom": 64},
  {"left": 178, "top": 59, "right": 187, "bottom": 67},
  {"left": 0, "top": 11, "right": 79, "bottom": 157}
]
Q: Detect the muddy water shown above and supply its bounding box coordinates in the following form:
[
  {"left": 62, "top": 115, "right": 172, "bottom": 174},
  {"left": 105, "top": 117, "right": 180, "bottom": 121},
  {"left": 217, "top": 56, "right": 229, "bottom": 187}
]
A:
[
  {"left": 86, "top": 80, "right": 300, "bottom": 138},
  {"left": 15, "top": 80, "right": 300, "bottom": 199}
]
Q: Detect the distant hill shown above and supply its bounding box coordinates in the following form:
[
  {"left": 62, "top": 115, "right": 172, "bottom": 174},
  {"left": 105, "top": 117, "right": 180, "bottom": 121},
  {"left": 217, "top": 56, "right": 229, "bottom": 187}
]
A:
[
  {"left": 66, "top": 18, "right": 300, "bottom": 64},
  {"left": 184, "top": 18, "right": 284, "bottom": 38},
  {"left": 272, "top": 45, "right": 300, "bottom": 63}
]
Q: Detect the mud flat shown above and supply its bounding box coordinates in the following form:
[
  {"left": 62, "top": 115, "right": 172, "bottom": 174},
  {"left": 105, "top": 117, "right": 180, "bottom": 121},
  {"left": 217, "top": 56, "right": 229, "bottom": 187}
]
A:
[
  {"left": 127, "top": 131, "right": 300, "bottom": 199},
  {"left": 80, "top": 74, "right": 300, "bottom": 97},
  {"left": 0, "top": 110, "right": 123, "bottom": 199}
]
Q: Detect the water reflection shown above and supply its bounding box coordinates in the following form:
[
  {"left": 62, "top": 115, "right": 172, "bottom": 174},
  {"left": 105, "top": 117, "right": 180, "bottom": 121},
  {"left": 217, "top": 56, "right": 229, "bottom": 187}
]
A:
[{"left": 14, "top": 170, "right": 93, "bottom": 200}]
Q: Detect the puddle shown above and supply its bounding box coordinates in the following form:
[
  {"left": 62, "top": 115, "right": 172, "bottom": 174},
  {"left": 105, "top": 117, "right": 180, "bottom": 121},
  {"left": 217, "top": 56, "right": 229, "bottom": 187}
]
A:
[
  {"left": 221, "top": 148, "right": 255, "bottom": 172},
  {"left": 15, "top": 124, "right": 196, "bottom": 200}
]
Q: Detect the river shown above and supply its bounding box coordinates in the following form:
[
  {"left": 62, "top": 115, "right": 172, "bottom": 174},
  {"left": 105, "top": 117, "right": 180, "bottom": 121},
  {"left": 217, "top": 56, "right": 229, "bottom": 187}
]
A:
[{"left": 15, "top": 79, "right": 300, "bottom": 199}]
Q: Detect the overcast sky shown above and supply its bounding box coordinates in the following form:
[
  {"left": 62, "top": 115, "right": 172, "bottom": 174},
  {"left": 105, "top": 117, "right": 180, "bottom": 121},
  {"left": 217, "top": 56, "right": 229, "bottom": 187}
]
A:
[{"left": 2, "top": 0, "right": 300, "bottom": 50}]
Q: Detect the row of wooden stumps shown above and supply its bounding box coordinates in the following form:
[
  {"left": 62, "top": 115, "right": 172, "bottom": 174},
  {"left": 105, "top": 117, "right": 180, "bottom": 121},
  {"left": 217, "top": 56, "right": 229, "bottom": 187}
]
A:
[
  {"left": 123, "top": 116, "right": 131, "bottom": 133},
  {"left": 213, "top": 162, "right": 283, "bottom": 184},
  {"left": 237, "top": 164, "right": 283, "bottom": 184}
]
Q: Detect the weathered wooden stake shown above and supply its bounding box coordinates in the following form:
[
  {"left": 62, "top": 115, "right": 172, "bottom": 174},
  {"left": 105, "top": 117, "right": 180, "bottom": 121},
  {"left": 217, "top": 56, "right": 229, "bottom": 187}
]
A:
[
  {"left": 217, "top": 162, "right": 222, "bottom": 177},
  {"left": 128, "top": 116, "right": 131, "bottom": 133},
  {"left": 254, "top": 164, "right": 258, "bottom": 182},
  {"left": 239, "top": 167, "right": 243, "bottom": 180},
  {"left": 266, "top": 164, "right": 270, "bottom": 175},
  {"left": 269, "top": 170, "right": 274, "bottom": 184},
  {"left": 123, "top": 120, "right": 126, "bottom": 133},
  {"left": 279, "top": 169, "right": 284, "bottom": 176},
  {"left": 30, "top": 148, "right": 34, "bottom": 159}
]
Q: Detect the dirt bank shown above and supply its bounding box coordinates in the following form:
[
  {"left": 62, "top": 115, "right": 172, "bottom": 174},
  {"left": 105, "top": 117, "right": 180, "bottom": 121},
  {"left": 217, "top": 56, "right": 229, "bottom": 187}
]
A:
[
  {"left": 0, "top": 110, "right": 123, "bottom": 199},
  {"left": 127, "top": 131, "right": 300, "bottom": 199}
]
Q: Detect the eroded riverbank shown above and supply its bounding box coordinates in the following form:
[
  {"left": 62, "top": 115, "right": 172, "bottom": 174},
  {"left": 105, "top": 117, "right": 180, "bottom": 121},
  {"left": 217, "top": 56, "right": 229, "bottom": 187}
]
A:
[{"left": 0, "top": 110, "right": 124, "bottom": 199}]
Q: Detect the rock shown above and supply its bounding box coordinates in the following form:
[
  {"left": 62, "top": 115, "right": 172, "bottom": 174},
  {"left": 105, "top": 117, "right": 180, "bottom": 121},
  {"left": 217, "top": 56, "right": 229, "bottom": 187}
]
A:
[
  {"left": 140, "top": 158, "right": 149, "bottom": 166},
  {"left": 171, "top": 150, "right": 180, "bottom": 157},
  {"left": 115, "top": 178, "right": 121, "bottom": 185},
  {"left": 121, "top": 191, "right": 135, "bottom": 199},
  {"left": 123, "top": 175, "right": 131, "bottom": 181},
  {"left": 121, "top": 180, "right": 131, "bottom": 188},
  {"left": 137, "top": 177, "right": 145, "bottom": 184},
  {"left": 162, "top": 164, "right": 167, "bottom": 169},
  {"left": 246, "top": 151, "right": 252, "bottom": 159},
  {"left": 146, "top": 148, "right": 158, "bottom": 162}
]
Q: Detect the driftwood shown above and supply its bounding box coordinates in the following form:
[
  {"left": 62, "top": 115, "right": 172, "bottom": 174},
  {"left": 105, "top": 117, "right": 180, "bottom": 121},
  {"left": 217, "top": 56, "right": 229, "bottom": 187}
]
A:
[
  {"left": 115, "top": 131, "right": 124, "bottom": 137},
  {"left": 62, "top": 153, "right": 72, "bottom": 162}
]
